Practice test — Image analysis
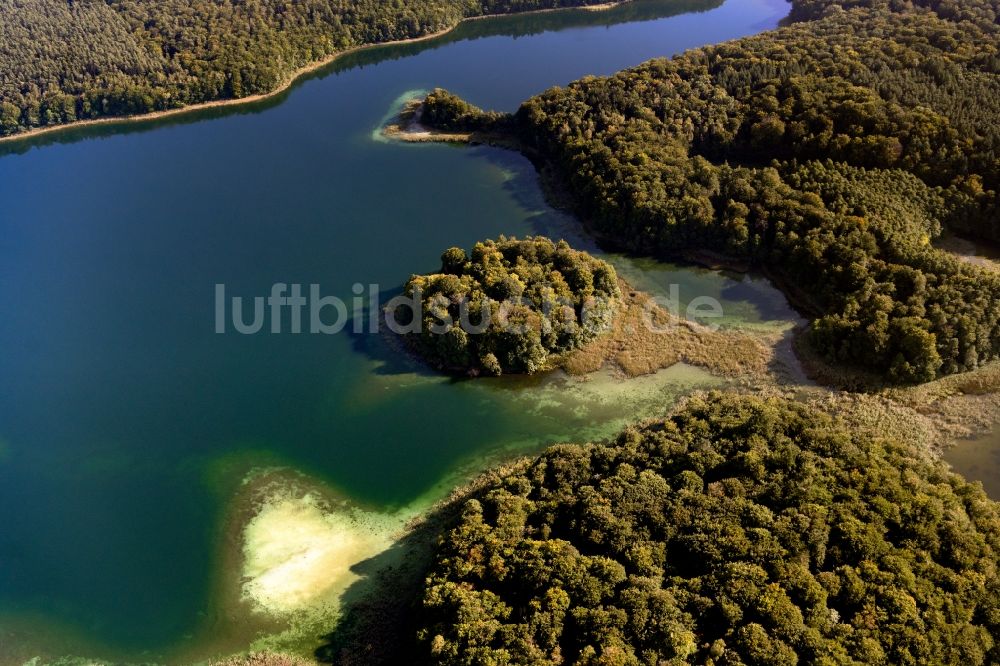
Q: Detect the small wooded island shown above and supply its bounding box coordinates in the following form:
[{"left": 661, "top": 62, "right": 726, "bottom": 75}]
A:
[{"left": 396, "top": 237, "right": 621, "bottom": 376}]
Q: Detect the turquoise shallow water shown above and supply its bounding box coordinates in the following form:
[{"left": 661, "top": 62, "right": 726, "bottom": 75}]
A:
[{"left": 0, "top": 0, "right": 794, "bottom": 660}]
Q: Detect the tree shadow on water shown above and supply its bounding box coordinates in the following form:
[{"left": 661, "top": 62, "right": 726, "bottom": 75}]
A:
[
  {"left": 345, "top": 284, "right": 436, "bottom": 379},
  {"left": 345, "top": 283, "right": 494, "bottom": 387},
  {"left": 312, "top": 483, "right": 489, "bottom": 665}
]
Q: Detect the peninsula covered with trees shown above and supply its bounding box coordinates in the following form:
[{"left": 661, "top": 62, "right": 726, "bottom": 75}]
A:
[
  {"left": 415, "top": 393, "right": 1000, "bottom": 665},
  {"left": 418, "top": 0, "right": 1000, "bottom": 384},
  {"left": 398, "top": 237, "right": 621, "bottom": 376},
  {"left": 0, "top": 0, "right": 618, "bottom": 137}
]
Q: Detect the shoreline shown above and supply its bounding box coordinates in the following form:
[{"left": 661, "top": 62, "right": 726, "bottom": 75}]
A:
[
  {"left": 381, "top": 100, "right": 478, "bottom": 144},
  {"left": 382, "top": 97, "right": 1000, "bottom": 432},
  {"left": 0, "top": 1, "right": 631, "bottom": 148}
]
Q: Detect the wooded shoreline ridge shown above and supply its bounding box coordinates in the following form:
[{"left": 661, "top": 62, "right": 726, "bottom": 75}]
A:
[
  {"left": 0, "top": 0, "right": 622, "bottom": 138},
  {"left": 418, "top": 0, "right": 1000, "bottom": 384},
  {"left": 416, "top": 393, "right": 1000, "bottom": 665}
]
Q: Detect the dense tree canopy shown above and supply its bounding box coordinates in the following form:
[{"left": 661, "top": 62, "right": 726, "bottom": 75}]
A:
[
  {"left": 398, "top": 236, "right": 620, "bottom": 375},
  {"left": 421, "top": 88, "right": 513, "bottom": 132},
  {"left": 420, "top": 0, "right": 1000, "bottom": 383},
  {"left": 0, "top": 0, "right": 614, "bottom": 137},
  {"left": 417, "top": 393, "right": 1000, "bottom": 665}
]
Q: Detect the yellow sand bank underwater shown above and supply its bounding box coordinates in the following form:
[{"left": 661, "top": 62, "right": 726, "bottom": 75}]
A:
[{"left": 242, "top": 491, "right": 398, "bottom": 616}]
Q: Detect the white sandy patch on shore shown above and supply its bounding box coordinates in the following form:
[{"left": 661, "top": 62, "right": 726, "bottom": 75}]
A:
[{"left": 241, "top": 492, "right": 397, "bottom": 616}]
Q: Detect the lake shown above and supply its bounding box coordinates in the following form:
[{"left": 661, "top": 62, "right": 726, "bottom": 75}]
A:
[
  {"left": 0, "top": 0, "right": 794, "bottom": 661},
  {"left": 945, "top": 427, "right": 1000, "bottom": 501}
]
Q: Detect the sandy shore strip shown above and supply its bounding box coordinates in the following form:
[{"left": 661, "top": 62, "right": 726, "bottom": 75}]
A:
[
  {"left": 0, "top": 1, "right": 632, "bottom": 147},
  {"left": 381, "top": 99, "right": 477, "bottom": 143}
]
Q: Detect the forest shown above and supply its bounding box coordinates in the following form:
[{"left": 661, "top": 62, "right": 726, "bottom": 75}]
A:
[
  {"left": 416, "top": 393, "right": 1000, "bottom": 665},
  {"left": 398, "top": 236, "right": 620, "bottom": 375},
  {"left": 421, "top": 88, "right": 513, "bottom": 132},
  {"left": 420, "top": 0, "right": 1000, "bottom": 383},
  {"left": 0, "top": 0, "right": 613, "bottom": 136}
]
